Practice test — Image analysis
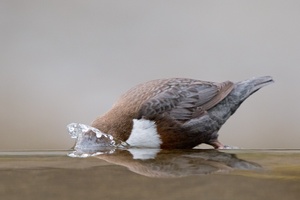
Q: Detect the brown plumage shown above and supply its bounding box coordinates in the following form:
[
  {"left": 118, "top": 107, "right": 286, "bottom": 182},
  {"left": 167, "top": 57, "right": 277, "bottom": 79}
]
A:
[{"left": 91, "top": 76, "right": 273, "bottom": 149}]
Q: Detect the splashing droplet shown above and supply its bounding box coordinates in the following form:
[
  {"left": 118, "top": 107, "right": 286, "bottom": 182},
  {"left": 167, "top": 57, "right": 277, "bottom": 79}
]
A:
[{"left": 67, "top": 123, "right": 129, "bottom": 157}]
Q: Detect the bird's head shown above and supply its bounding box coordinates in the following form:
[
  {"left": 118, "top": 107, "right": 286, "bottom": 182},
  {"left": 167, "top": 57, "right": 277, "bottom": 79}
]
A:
[{"left": 67, "top": 123, "right": 128, "bottom": 157}]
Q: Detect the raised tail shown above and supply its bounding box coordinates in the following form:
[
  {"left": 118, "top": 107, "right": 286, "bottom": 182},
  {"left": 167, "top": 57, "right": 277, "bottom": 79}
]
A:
[
  {"left": 183, "top": 76, "right": 274, "bottom": 132},
  {"left": 232, "top": 76, "right": 274, "bottom": 102},
  {"left": 213, "top": 76, "right": 274, "bottom": 120},
  {"left": 228, "top": 76, "right": 274, "bottom": 104}
]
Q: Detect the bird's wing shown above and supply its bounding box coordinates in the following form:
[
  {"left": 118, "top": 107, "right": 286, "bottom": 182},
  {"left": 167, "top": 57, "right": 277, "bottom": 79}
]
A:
[{"left": 138, "top": 80, "right": 234, "bottom": 122}]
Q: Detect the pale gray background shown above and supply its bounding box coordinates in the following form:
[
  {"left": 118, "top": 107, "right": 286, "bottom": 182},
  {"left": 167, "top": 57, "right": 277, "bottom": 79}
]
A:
[{"left": 0, "top": 0, "right": 299, "bottom": 150}]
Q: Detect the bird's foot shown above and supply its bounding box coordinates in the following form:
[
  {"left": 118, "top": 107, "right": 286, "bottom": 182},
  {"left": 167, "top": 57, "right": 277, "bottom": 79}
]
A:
[
  {"left": 207, "top": 140, "right": 239, "bottom": 149},
  {"left": 218, "top": 145, "right": 240, "bottom": 150}
]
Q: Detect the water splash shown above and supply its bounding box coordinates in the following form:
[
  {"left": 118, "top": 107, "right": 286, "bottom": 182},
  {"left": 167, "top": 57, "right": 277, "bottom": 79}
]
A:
[{"left": 67, "top": 123, "right": 129, "bottom": 157}]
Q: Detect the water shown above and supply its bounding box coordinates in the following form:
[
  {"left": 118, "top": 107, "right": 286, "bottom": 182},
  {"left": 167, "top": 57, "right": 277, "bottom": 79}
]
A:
[
  {"left": 67, "top": 123, "right": 129, "bottom": 155},
  {"left": 0, "top": 149, "right": 299, "bottom": 200}
]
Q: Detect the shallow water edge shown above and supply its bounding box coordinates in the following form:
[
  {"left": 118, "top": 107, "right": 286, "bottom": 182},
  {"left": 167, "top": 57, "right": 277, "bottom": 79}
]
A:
[{"left": 0, "top": 149, "right": 299, "bottom": 200}]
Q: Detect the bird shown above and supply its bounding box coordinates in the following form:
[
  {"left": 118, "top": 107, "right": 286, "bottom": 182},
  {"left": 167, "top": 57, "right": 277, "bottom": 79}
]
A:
[
  {"left": 90, "top": 76, "right": 273, "bottom": 149},
  {"left": 95, "top": 149, "right": 262, "bottom": 178}
]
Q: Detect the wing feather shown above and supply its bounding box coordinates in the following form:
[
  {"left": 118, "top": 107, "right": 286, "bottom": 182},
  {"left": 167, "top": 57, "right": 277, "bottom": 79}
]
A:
[{"left": 138, "top": 79, "right": 234, "bottom": 122}]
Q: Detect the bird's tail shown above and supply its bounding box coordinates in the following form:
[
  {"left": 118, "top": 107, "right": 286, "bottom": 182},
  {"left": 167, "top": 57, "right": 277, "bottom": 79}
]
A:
[
  {"left": 207, "top": 76, "right": 274, "bottom": 124},
  {"left": 182, "top": 76, "right": 274, "bottom": 135},
  {"left": 232, "top": 76, "right": 274, "bottom": 102}
]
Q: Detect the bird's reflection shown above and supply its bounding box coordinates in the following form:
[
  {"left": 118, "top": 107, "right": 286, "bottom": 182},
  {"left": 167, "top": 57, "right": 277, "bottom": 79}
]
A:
[
  {"left": 92, "top": 148, "right": 262, "bottom": 178},
  {"left": 67, "top": 123, "right": 262, "bottom": 177}
]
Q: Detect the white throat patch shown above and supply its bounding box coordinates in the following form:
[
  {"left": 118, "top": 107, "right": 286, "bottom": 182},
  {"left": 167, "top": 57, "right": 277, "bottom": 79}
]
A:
[{"left": 126, "top": 119, "right": 162, "bottom": 148}]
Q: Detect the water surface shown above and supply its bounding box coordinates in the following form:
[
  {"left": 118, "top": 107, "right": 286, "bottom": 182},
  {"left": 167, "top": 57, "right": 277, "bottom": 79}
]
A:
[{"left": 0, "top": 149, "right": 299, "bottom": 200}]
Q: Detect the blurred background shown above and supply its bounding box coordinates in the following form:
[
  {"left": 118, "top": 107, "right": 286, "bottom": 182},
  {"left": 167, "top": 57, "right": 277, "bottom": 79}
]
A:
[{"left": 0, "top": 0, "right": 299, "bottom": 150}]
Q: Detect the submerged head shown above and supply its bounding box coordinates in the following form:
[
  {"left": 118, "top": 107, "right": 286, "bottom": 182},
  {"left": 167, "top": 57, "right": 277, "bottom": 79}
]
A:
[{"left": 67, "top": 123, "right": 128, "bottom": 156}]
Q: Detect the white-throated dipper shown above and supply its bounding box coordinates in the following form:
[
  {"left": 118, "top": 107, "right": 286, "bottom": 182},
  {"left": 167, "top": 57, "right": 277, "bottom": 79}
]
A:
[{"left": 89, "top": 76, "right": 273, "bottom": 149}]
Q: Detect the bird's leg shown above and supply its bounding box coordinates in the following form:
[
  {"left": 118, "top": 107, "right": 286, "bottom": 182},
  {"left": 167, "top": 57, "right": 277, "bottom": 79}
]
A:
[
  {"left": 205, "top": 131, "right": 224, "bottom": 149},
  {"left": 205, "top": 131, "right": 236, "bottom": 149},
  {"left": 207, "top": 139, "right": 239, "bottom": 149},
  {"left": 207, "top": 139, "right": 227, "bottom": 149}
]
